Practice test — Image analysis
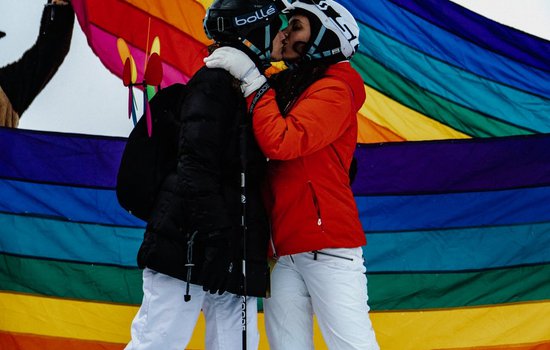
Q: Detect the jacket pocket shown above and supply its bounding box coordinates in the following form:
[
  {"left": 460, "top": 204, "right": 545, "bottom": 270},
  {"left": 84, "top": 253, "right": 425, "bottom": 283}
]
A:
[{"left": 307, "top": 181, "right": 324, "bottom": 230}]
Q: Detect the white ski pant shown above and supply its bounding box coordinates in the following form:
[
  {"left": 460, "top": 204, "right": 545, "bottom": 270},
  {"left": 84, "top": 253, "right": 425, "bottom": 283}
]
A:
[
  {"left": 125, "top": 268, "right": 259, "bottom": 350},
  {"left": 264, "top": 247, "right": 379, "bottom": 350}
]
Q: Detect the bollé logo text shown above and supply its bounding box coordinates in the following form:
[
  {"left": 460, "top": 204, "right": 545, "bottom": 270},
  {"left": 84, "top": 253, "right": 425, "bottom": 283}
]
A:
[{"left": 234, "top": 4, "right": 277, "bottom": 26}]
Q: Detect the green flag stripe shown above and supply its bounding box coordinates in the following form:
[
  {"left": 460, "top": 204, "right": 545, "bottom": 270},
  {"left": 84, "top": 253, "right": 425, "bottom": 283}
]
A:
[
  {"left": 2, "top": 254, "right": 548, "bottom": 310},
  {"left": 352, "top": 54, "right": 532, "bottom": 137}
]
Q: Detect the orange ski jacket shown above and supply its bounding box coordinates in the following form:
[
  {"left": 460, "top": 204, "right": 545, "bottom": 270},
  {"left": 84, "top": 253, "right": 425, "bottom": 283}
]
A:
[{"left": 249, "top": 61, "right": 367, "bottom": 256}]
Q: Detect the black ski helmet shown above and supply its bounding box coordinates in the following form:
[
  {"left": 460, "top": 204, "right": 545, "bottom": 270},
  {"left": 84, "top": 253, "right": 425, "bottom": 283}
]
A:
[
  {"left": 287, "top": 0, "right": 359, "bottom": 63},
  {"left": 204, "top": 0, "right": 283, "bottom": 67}
]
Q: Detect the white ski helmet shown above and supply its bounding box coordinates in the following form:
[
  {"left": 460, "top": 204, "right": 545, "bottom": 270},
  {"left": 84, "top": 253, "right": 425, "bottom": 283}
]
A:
[{"left": 287, "top": 0, "right": 359, "bottom": 62}]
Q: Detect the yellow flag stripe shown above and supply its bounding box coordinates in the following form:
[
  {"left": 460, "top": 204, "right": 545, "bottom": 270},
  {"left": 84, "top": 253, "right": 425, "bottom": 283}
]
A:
[
  {"left": 360, "top": 85, "right": 470, "bottom": 141},
  {"left": 2, "top": 292, "right": 549, "bottom": 349}
]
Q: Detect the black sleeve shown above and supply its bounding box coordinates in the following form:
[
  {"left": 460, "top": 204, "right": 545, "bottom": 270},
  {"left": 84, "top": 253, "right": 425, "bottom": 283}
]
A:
[
  {"left": 0, "top": 4, "right": 74, "bottom": 116},
  {"left": 177, "top": 68, "right": 240, "bottom": 237}
]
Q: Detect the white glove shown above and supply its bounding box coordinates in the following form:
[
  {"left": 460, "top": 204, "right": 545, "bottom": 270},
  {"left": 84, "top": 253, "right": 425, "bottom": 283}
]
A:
[{"left": 204, "top": 46, "right": 267, "bottom": 97}]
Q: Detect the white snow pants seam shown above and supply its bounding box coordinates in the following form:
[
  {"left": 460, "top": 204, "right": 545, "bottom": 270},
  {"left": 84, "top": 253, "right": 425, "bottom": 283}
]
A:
[
  {"left": 125, "top": 268, "right": 259, "bottom": 350},
  {"left": 264, "top": 247, "right": 379, "bottom": 350}
]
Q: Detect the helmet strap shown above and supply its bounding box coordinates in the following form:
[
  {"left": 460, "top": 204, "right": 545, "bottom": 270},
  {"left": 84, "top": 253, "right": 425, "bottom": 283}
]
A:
[
  {"left": 241, "top": 26, "right": 273, "bottom": 67},
  {"left": 307, "top": 25, "right": 326, "bottom": 60},
  {"left": 239, "top": 38, "right": 271, "bottom": 71}
]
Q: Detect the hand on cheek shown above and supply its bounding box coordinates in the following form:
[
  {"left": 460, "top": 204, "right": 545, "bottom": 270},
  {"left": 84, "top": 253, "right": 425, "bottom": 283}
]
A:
[{"left": 271, "top": 31, "right": 286, "bottom": 62}]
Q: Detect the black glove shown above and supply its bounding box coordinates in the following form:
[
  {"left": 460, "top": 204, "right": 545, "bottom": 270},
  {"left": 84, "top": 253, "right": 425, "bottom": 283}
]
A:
[{"left": 200, "top": 230, "right": 234, "bottom": 295}]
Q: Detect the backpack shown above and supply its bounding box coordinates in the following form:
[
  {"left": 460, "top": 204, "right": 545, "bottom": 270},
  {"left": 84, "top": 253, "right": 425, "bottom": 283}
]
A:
[{"left": 116, "top": 83, "right": 188, "bottom": 221}]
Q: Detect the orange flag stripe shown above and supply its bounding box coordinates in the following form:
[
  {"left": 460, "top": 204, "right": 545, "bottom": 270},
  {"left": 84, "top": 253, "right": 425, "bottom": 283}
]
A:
[
  {"left": 126, "top": 0, "right": 212, "bottom": 45},
  {"left": 440, "top": 340, "right": 550, "bottom": 350},
  {"left": 357, "top": 113, "right": 405, "bottom": 143},
  {"left": 0, "top": 331, "right": 124, "bottom": 350},
  {"left": 86, "top": 0, "right": 208, "bottom": 78}
]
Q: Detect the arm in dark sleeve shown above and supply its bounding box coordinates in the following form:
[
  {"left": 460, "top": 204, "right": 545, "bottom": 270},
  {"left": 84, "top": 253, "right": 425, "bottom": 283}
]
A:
[
  {"left": 0, "top": 3, "right": 74, "bottom": 116},
  {"left": 177, "top": 68, "right": 240, "bottom": 237}
]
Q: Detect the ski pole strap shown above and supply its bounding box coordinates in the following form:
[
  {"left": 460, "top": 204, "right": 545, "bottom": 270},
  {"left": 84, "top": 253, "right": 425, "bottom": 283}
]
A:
[
  {"left": 184, "top": 231, "right": 198, "bottom": 302},
  {"left": 248, "top": 81, "right": 271, "bottom": 115}
]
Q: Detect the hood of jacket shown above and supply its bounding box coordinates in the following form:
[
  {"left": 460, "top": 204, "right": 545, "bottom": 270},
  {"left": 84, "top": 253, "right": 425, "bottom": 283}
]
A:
[{"left": 324, "top": 61, "right": 366, "bottom": 114}]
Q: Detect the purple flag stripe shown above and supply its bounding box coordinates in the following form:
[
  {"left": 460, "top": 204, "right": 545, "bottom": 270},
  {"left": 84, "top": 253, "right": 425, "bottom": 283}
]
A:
[
  {"left": 0, "top": 128, "right": 125, "bottom": 188},
  {"left": 352, "top": 134, "right": 550, "bottom": 195}
]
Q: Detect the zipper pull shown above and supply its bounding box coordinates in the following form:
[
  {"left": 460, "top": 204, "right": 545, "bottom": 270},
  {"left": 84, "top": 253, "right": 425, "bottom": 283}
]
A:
[{"left": 317, "top": 218, "right": 322, "bottom": 226}]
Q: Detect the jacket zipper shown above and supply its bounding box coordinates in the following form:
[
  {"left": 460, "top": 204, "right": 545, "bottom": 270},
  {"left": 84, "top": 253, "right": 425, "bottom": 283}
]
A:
[{"left": 307, "top": 181, "right": 323, "bottom": 228}]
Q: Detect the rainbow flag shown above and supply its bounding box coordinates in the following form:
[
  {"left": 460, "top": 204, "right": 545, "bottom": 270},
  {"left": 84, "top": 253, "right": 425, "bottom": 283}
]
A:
[{"left": 1, "top": 0, "right": 549, "bottom": 349}]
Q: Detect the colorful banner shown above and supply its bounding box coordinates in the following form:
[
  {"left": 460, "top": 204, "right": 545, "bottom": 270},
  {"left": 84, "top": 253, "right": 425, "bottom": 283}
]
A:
[{"left": 1, "top": 0, "right": 549, "bottom": 349}]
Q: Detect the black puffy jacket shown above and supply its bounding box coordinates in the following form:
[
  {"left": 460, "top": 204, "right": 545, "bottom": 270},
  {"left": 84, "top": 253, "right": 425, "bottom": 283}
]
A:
[{"left": 137, "top": 67, "right": 270, "bottom": 297}]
